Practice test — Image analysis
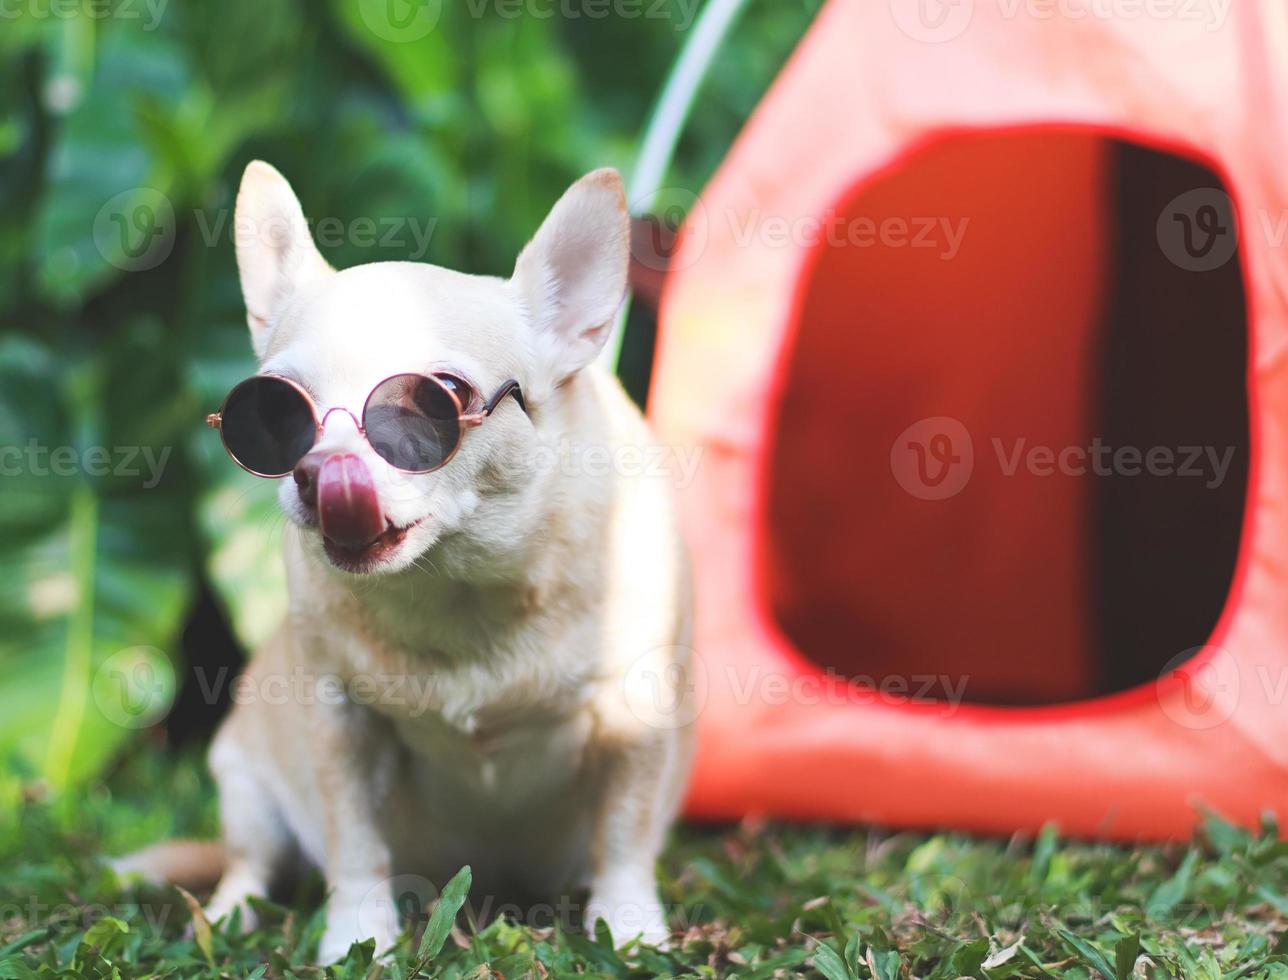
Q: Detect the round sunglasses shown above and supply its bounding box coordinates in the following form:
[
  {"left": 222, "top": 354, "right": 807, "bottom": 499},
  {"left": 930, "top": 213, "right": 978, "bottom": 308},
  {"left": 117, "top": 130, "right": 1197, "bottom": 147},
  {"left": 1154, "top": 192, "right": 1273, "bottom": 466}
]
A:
[{"left": 206, "top": 373, "right": 527, "bottom": 478}]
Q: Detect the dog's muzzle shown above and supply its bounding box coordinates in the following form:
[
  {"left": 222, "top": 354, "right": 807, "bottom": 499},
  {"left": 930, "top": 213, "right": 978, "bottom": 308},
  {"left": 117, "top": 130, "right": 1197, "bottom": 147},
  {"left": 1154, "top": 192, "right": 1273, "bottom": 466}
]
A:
[{"left": 317, "top": 452, "right": 386, "bottom": 550}]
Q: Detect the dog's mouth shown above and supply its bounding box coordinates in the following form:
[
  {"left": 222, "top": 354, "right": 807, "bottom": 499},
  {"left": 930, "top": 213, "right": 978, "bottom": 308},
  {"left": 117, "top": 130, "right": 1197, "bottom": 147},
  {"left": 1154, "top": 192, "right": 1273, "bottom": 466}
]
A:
[
  {"left": 306, "top": 452, "right": 427, "bottom": 573},
  {"left": 322, "top": 517, "right": 425, "bottom": 573}
]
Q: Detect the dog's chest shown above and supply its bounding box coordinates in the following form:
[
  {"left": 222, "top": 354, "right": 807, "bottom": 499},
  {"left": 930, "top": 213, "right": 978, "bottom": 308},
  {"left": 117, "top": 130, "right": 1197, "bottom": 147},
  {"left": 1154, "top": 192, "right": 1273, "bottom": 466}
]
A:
[
  {"left": 396, "top": 702, "right": 593, "bottom": 805},
  {"left": 320, "top": 578, "right": 600, "bottom": 802},
  {"left": 373, "top": 654, "right": 596, "bottom": 803}
]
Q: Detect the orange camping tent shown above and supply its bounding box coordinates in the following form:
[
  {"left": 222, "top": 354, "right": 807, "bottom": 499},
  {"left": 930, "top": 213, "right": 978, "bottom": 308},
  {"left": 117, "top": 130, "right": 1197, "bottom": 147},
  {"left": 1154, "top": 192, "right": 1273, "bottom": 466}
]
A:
[{"left": 649, "top": 0, "right": 1288, "bottom": 839}]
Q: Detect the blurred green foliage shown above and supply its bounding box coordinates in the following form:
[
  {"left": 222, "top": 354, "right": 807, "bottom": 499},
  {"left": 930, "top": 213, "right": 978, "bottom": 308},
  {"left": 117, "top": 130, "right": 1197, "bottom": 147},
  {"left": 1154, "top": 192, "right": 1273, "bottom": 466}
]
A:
[{"left": 0, "top": 0, "right": 821, "bottom": 796}]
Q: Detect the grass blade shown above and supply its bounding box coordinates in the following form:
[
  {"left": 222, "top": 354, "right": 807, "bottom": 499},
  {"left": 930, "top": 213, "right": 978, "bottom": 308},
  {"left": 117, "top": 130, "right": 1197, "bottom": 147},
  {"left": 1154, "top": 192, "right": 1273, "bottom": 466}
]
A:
[
  {"left": 1054, "top": 928, "right": 1116, "bottom": 978},
  {"left": 417, "top": 866, "right": 472, "bottom": 961},
  {"left": 1114, "top": 933, "right": 1141, "bottom": 980}
]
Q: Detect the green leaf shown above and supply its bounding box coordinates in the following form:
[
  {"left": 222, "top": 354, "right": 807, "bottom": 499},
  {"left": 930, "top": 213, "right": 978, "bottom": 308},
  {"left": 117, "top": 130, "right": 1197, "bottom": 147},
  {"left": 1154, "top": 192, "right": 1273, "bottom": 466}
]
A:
[
  {"left": 326, "top": 0, "right": 459, "bottom": 119},
  {"left": 33, "top": 27, "right": 190, "bottom": 305},
  {"left": 866, "top": 946, "right": 901, "bottom": 980},
  {"left": 0, "top": 931, "right": 50, "bottom": 959},
  {"left": 948, "top": 936, "right": 990, "bottom": 975},
  {"left": 1147, "top": 849, "right": 1198, "bottom": 919},
  {"left": 1054, "top": 928, "right": 1117, "bottom": 979},
  {"left": 489, "top": 951, "right": 538, "bottom": 978},
  {"left": 334, "top": 937, "right": 376, "bottom": 979},
  {"left": 560, "top": 929, "right": 630, "bottom": 979},
  {"left": 1114, "top": 932, "right": 1141, "bottom": 980},
  {"left": 175, "top": 886, "right": 214, "bottom": 968},
  {"left": 0, "top": 338, "right": 190, "bottom": 791},
  {"left": 417, "top": 865, "right": 472, "bottom": 960},
  {"left": 1030, "top": 822, "right": 1059, "bottom": 884},
  {"left": 197, "top": 473, "right": 287, "bottom": 649},
  {"left": 1017, "top": 945, "right": 1057, "bottom": 978},
  {"left": 593, "top": 915, "right": 617, "bottom": 951},
  {"left": 1201, "top": 811, "right": 1249, "bottom": 858},
  {"left": 843, "top": 931, "right": 862, "bottom": 974},
  {"left": 1255, "top": 886, "right": 1288, "bottom": 916},
  {"left": 810, "top": 940, "right": 854, "bottom": 980},
  {"left": 80, "top": 916, "right": 128, "bottom": 958}
]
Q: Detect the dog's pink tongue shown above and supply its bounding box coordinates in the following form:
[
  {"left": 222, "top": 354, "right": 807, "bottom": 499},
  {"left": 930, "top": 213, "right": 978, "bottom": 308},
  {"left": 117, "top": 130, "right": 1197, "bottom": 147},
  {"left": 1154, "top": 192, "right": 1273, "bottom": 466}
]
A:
[{"left": 317, "top": 453, "right": 385, "bottom": 550}]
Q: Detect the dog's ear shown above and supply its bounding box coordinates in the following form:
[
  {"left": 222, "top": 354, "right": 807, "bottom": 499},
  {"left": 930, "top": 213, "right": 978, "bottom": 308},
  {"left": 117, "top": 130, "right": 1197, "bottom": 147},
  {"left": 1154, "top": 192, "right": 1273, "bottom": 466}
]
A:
[
  {"left": 234, "top": 161, "right": 332, "bottom": 357},
  {"left": 512, "top": 169, "right": 629, "bottom": 384}
]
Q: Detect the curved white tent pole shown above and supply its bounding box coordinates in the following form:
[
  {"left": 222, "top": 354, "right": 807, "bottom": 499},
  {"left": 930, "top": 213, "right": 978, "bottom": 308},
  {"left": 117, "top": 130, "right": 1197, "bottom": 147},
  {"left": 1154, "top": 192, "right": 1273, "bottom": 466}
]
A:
[{"left": 599, "top": 0, "right": 753, "bottom": 374}]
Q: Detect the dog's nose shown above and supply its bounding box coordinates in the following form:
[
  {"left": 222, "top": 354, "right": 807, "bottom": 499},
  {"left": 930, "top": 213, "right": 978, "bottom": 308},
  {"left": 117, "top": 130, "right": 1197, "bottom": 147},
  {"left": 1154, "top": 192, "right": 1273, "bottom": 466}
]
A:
[{"left": 293, "top": 455, "right": 322, "bottom": 510}]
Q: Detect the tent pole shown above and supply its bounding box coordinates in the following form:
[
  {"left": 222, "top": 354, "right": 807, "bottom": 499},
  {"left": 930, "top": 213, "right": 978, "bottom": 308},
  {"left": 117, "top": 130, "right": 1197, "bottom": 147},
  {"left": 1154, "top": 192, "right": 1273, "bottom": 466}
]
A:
[{"left": 600, "top": 0, "right": 753, "bottom": 375}]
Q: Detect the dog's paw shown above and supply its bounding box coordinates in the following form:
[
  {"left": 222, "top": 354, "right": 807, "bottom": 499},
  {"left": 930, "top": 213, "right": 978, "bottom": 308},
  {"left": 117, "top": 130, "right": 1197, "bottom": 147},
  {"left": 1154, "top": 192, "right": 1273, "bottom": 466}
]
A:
[
  {"left": 316, "top": 929, "right": 357, "bottom": 966},
  {"left": 318, "top": 895, "right": 400, "bottom": 965},
  {"left": 200, "top": 898, "right": 259, "bottom": 934},
  {"left": 318, "top": 922, "right": 398, "bottom": 966},
  {"left": 203, "top": 884, "right": 263, "bottom": 934},
  {"left": 585, "top": 884, "right": 672, "bottom": 949}
]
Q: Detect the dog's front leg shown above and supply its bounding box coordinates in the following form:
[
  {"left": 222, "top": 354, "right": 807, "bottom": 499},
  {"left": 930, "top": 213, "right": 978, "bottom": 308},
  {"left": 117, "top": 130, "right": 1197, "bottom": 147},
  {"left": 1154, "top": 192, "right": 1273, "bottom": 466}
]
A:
[
  {"left": 309, "top": 681, "right": 402, "bottom": 964},
  {"left": 585, "top": 734, "right": 680, "bottom": 949}
]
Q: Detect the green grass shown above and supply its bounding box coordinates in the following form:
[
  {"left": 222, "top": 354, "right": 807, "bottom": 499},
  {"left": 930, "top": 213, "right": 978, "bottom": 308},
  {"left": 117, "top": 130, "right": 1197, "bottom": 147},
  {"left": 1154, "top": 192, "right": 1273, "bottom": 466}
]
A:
[{"left": 3, "top": 748, "right": 1288, "bottom": 978}]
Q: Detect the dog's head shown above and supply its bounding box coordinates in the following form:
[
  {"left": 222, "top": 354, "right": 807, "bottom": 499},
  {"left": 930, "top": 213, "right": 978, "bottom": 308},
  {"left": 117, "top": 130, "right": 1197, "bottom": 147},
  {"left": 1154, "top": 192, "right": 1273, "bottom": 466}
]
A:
[{"left": 231, "top": 161, "right": 629, "bottom": 575}]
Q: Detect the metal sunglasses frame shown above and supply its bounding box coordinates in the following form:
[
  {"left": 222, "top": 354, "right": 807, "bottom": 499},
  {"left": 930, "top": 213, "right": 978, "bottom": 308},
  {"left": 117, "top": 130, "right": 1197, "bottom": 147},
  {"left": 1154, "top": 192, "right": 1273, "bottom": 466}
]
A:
[{"left": 206, "top": 372, "right": 527, "bottom": 478}]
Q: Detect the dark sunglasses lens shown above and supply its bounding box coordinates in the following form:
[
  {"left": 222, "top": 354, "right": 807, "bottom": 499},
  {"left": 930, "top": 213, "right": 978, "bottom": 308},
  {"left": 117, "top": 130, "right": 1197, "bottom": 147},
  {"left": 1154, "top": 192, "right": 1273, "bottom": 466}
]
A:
[
  {"left": 220, "top": 377, "right": 316, "bottom": 476},
  {"left": 364, "top": 374, "right": 461, "bottom": 472}
]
